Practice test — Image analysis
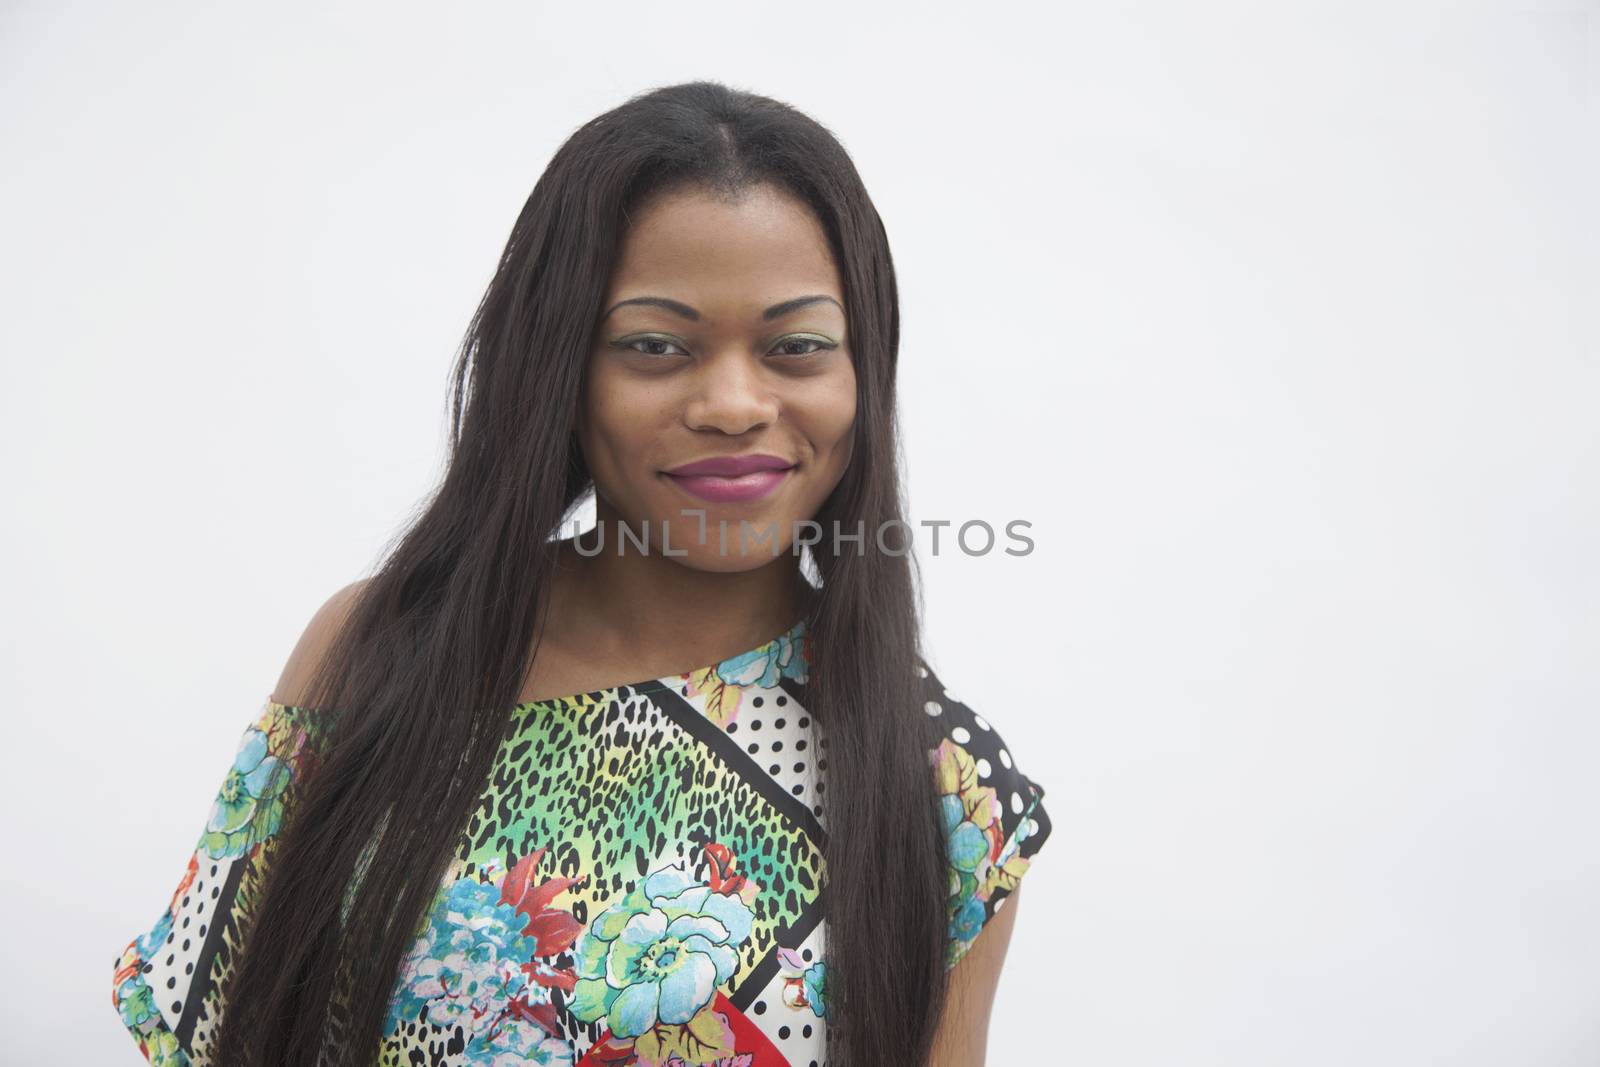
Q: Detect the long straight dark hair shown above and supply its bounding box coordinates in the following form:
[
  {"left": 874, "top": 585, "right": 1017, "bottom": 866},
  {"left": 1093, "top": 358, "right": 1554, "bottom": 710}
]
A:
[{"left": 209, "top": 80, "right": 952, "bottom": 1067}]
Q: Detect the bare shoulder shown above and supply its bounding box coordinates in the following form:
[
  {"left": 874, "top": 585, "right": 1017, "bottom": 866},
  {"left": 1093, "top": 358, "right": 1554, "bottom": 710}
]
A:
[
  {"left": 927, "top": 883, "right": 1024, "bottom": 1066},
  {"left": 269, "top": 578, "right": 369, "bottom": 708}
]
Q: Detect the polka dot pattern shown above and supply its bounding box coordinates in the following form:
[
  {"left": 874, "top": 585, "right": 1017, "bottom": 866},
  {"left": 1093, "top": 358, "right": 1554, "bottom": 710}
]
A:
[
  {"left": 675, "top": 682, "right": 827, "bottom": 831},
  {"left": 141, "top": 855, "right": 237, "bottom": 1034}
]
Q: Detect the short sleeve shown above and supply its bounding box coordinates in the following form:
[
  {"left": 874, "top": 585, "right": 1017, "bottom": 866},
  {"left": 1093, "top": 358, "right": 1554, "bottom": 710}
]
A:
[
  {"left": 918, "top": 660, "right": 1053, "bottom": 971},
  {"left": 111, "top": 700, "right": 325, "bottom": 1065}
]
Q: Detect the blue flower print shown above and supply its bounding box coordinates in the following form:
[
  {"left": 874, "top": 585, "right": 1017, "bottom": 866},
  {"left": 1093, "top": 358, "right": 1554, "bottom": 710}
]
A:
[
  {"left": 803, "top": 961, "right": 832, "bottom": 1023},
  {"left": 569, "top": 861, "right": 755, "bottom": 1038},
  {"left": 716, "top": 623, "right": 809, "bottom": 688},
  {"left": 200, "top": 725, "right": 291, "bottom": 858},
  {"left": 385, "top": 877, "right": 546, "bottom": 1042}
]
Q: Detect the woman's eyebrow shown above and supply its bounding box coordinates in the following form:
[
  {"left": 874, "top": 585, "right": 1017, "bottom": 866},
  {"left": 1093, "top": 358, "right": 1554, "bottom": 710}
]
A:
[{"left": 601, "top": 294, "right": 843, "bottom": 322}]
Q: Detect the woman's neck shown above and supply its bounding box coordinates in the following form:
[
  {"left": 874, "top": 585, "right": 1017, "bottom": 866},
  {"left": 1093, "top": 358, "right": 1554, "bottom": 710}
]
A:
[{"left": 529, "top": 509, "right": 815, "bottom": 690}]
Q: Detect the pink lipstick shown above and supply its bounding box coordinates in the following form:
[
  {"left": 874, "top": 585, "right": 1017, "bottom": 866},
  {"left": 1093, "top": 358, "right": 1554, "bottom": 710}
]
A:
[{"left": 662, "top": 453, "right": 795, "bottom": 504}]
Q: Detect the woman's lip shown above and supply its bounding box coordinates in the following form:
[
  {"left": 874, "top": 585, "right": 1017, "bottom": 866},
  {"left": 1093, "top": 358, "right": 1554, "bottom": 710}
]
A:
[
  {"left": 664, "top": 453, "right": 794, "bottom": 477},
  {"left": 662, "top": 466, "right": 794, "bottom": 503}
]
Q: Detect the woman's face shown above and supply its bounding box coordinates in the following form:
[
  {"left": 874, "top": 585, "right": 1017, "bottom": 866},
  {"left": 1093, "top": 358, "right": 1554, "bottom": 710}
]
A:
[{"left": 579, "top": 181, "right": 857, "bottom": 572}]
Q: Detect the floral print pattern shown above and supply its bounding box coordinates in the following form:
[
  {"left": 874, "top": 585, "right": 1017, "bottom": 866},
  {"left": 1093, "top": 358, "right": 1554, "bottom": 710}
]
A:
[
  {"left": 111, "top": 618, "right": 1051, "bottom": 1065},
  {"left": 682, "top": 624, "right": 812, "bottom": 728},
  {"left": 777, "top": 950, "right": 830, "bottom": 1023},
  {"left": 570, "top": 860, "right": 755, "bottom": 1039},
  {"left": 200, "top": 713, "right": 303, "bottom": 858},
  {"left": 931, "top": 738, "right": 1039, "bottom": 966},
  {"left": 387, "top": 849, "right": 585, "bottom": 1064}
]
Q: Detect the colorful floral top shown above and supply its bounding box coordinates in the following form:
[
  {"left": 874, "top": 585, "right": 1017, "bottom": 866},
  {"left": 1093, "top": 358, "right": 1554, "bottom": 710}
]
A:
[{"left": 111, "top": 616, "right": 1052, "bottom": 1066}]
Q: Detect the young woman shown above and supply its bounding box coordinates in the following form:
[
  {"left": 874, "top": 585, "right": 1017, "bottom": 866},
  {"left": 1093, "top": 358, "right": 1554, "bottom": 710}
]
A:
[{"left": 111, "top": 80, "right": 1052, "bottom": 1067}]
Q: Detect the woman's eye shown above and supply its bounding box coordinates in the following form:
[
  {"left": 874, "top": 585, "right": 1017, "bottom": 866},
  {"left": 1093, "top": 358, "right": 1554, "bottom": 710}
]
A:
[
  {"left": 620, "top": 337, "right": 688, "bottom": 358},
  {"left": 771, "top": 336, "right": 833, "bottom": 358}
]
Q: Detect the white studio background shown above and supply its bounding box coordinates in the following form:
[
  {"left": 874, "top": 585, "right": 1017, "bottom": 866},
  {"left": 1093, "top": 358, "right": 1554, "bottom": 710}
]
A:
[{"left": 3, "top": 3, "right": 1595, "bottom": 1065}]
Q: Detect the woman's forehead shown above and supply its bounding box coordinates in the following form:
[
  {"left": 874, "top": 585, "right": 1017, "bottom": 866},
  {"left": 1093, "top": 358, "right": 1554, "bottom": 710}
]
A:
[{"left": 607, "top": 184, "right": 843, "bottom": 314}]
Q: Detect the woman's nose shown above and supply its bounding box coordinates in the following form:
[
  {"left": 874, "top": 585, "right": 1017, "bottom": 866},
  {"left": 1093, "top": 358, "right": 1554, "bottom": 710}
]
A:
[{"left": 683, "top": 351, "right": 781, "bottom": 435}]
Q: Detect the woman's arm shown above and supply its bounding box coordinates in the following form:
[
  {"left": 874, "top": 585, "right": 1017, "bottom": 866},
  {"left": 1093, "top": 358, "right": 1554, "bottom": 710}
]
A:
[
  {"left": 926, "top": 883, "right": 1024, "bottom": 1066},
  {"left": 111, "top": 583, "right": 362, "bottom": 1063},
  {"left": 269, "top": 579, "right": 365, "bottom": 707}
]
